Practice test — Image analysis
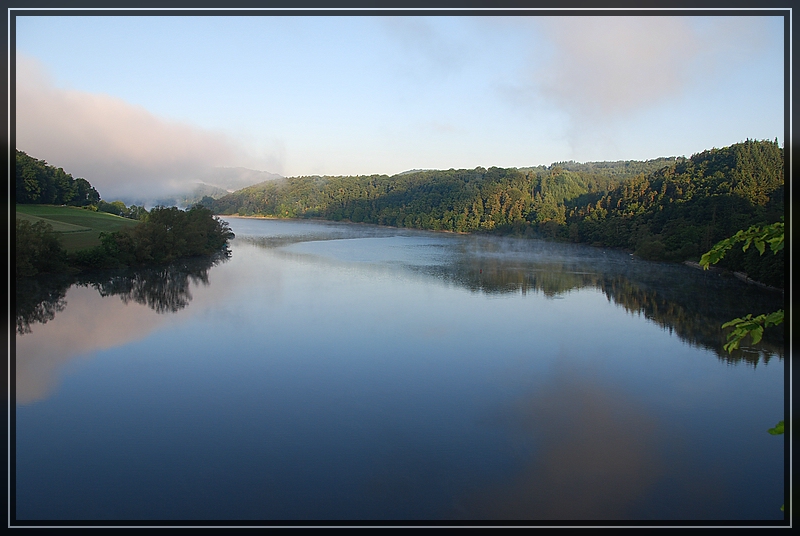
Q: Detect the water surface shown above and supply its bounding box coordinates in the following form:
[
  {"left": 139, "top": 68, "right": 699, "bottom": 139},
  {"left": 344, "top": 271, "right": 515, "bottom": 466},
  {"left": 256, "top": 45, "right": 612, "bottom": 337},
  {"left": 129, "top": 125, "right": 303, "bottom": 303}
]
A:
[{"left": 14, "top": 218, "right": 785, "bottom": 521}]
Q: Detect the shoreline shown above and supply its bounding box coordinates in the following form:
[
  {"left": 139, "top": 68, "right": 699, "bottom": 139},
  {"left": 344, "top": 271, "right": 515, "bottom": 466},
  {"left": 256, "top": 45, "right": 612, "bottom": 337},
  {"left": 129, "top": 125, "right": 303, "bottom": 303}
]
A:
[
  {"left": 218, "top": 213, "right": 473, "bottom": 234},
  {"left": 682, "top": 260, "right": 783, "bottom": 294},
  {"left": 220, "top": 215, "right": 785, "bottom": 295}
]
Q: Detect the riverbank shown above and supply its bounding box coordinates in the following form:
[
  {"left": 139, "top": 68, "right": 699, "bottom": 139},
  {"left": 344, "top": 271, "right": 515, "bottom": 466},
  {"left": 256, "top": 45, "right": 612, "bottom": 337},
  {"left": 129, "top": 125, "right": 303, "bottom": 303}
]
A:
[
  {"left": 224, "top": 214, "right": 784, "bottom": 294},
  {"left": 683, "top": 260, "right": 783, "bottom": 293},
  {"left": 17, "top": 205, "right": 234, "bottom": 278}
]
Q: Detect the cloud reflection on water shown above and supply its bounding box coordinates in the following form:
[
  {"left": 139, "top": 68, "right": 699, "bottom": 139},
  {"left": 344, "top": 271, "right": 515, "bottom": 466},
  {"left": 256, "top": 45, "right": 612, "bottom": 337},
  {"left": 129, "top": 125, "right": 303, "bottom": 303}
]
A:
[
  {"left": 15, "top": 255, "right": 234, "bottom": 405},
  {"left": 15, "top": 285, "right": 164, "bottom": 405},
  {"left": 458, "top": 366, "right": 663, "bottom": 520}
]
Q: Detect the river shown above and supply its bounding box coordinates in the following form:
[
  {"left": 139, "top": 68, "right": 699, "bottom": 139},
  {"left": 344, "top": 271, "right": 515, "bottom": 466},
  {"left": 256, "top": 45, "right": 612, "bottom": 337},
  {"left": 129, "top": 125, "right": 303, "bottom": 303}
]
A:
[{"left": 14, "top": 217, "right": 786, "bottom": 522}]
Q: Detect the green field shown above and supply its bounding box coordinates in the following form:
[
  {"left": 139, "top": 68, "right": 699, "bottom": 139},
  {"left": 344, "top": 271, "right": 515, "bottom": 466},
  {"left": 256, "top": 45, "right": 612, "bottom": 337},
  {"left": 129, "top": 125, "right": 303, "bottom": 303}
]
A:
[{"left": 15, "top": 204, "right": 140, "bottom": 252}]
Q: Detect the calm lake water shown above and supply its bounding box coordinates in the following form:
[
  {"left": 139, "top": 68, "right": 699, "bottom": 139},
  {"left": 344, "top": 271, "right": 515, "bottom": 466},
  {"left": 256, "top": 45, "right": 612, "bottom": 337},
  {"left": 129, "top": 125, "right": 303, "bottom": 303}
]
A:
[{"left": 14, "top": 218, "right": 786, "bottom": 522}]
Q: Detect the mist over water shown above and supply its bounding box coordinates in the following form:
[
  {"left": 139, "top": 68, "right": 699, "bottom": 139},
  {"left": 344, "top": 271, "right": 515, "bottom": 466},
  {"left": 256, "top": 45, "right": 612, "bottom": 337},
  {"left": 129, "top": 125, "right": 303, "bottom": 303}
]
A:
[{"left": 14, "top": 218, "right": 784, "bottom": 521}]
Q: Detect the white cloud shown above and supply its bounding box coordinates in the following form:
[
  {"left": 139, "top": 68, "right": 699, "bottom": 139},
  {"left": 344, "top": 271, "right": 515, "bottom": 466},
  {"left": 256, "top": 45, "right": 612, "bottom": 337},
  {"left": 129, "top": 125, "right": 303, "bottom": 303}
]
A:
[
  {"left": 534, "top": 16, "right": 772, "bottom": 120},
  {"left": 15, "top": 54, "right": 248, "bottom": 200},
  {"left": 517, "top": 16, "right": 776, "bottom": 159},
  {"left": 536, "top": 17, "right": 701, "bottom": 119}
]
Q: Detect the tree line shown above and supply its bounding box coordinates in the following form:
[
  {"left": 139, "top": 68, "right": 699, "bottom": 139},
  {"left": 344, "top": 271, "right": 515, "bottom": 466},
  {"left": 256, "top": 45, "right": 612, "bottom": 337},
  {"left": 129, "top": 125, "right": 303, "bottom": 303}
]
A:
[
  {"left": 17, "top": 205, "right": 235, "bottom": 277},
  {"left": 208, "top": 158, "right": 675, "bottom": 233},
  {"left": 206, "top": 139, "right": 783, "bottom": 288},
  {"left": 71, "top": 205, "right": 235, "bottom": 270},
  {"left": 16, "top": 150, "right": 100, "bottom": 207}
]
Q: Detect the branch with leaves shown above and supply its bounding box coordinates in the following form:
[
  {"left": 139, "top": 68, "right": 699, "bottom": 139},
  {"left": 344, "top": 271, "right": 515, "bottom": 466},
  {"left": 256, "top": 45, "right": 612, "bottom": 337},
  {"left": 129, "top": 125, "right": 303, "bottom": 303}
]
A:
[
  {"left": 699, "top": 220, "right": 784, "bottom": 352},
  {"left": 699, "top": 220, "right": 784, "bottom": 266},
  {"left": 719, "top": 310, "right": 784, "bottom": 352}
]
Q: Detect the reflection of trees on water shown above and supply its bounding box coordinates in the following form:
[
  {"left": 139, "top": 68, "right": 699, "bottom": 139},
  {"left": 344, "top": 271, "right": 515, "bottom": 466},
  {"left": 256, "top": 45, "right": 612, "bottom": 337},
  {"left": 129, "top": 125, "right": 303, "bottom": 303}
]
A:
[
  {"left": 89, "top": 260, "right": 214, "bottom": 314},
  {"left": 594, "top": 272, "right": 783, "bottom": 366},
  {"left": 15, "top": 275, "right": 72, "bottom": 335},
  {"left": 236, "top": 224, "right": 413, "bottom": 250},
  {"left": 15, "top": 251, "right": 229, "bottom": 334},
  {"left": 245, "top": 226, "right": 784, "bottom": 366},
  {"left": 417, "top": 254, "right": 784, "bottom": 366}
]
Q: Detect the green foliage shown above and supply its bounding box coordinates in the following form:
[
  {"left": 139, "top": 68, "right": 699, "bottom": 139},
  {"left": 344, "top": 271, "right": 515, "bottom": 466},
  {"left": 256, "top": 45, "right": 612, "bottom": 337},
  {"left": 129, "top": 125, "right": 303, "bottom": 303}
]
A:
[
  {"left": 767, "top": 420, "right": 784, "bottom": 436},
  {"left": 699, "top": 221, "right": 784, "bottom": 268},
  {"left": 719, "top": 310, "right": 784, "bottom": 352},
  {"left": 699, "top": 219, "right": 784, "bottom": 352},
  {"left": 700, "top": 223, "right": 786, "bottom": 349},
  {"left": 97, "top": 199, "right": 149, "bottom": 220},
  {"left": 16, "top": 150, "right": 100, "bottom": 206},
  {"left": 15, "top": 219, "right": 68, "bottom": 277},
  {"left": 71, "top": 205, "right": 235, "bottom": 270},
  {"left": 532, "top": 156, "right": 683, "bottom": 177}
]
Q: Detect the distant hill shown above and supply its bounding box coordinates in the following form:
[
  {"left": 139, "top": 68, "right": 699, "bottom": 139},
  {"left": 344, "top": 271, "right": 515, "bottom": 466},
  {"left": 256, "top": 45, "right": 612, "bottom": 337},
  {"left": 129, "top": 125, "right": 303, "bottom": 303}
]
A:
[
  {"left": 396, "top": 168, "right": 435, "bottom": 176},
  {"left": 199, "top": 166, "right": 283, "bottom": 192},
  {"left": 209, "top": 155, "right": 692, "bottom": 223},
  {"left": 119, "top": 166, "right": 284, "bottom": 208},
  {"left": 147, "top": 183, "right": 232, "bottom": 209}
]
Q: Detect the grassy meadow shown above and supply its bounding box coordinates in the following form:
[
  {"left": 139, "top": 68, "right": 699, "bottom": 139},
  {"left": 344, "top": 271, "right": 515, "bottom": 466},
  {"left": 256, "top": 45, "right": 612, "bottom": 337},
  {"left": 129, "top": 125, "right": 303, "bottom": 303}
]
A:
[{"left": 15, "top": 204, "right": 139, "bottom": 252}]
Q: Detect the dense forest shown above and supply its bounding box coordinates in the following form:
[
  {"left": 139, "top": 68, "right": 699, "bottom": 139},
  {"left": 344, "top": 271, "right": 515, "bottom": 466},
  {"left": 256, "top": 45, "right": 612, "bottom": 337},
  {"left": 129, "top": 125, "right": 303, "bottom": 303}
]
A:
[
  {"left": 207, "top": 140, "right": 784, "bottom": 288},
  {"left": 209, "top": 156, "right": 679, "bottom": 232}
]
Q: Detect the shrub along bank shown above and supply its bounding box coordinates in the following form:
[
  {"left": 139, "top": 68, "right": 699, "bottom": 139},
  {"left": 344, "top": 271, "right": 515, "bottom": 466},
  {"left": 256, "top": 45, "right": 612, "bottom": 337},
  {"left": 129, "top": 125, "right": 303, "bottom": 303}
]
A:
[{"left": 16, "top": 205, "right": 235, "bottom": 277}]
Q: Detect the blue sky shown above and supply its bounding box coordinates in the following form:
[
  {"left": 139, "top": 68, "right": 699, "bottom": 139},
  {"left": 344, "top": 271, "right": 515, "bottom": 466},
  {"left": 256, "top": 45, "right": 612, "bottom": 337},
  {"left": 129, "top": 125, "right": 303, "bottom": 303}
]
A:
[{"left": 15, "top": 12, "right": 785, "bottom": 200}]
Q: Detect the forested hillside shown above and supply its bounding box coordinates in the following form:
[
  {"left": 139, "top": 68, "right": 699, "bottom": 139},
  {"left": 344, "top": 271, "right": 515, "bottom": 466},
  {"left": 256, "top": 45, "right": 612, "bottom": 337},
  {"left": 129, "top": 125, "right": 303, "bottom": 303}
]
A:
[
  {"left": 565, "top": 139, "right": 784, "bottom": 286},
  {"left": 208, "top": 139, "right": 784, "bottom": 288},
  {"left": 209, "top": 157, "right": 678, "bottom": 231}
]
